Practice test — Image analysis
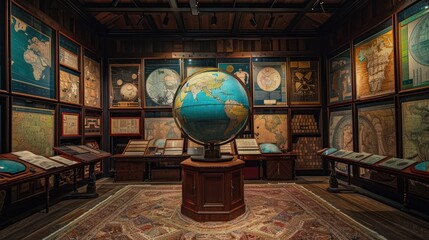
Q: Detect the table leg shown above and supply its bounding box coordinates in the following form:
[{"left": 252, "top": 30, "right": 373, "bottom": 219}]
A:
[
  {"left": 327, "top": 160, "right": 340, "bottom": 192},
  {"left": 45, "top": 176, "right": 50, "bottom": 213}
]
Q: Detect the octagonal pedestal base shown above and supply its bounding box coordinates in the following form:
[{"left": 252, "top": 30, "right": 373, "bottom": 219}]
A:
[{"left": 181, "top": 158, "right": 245, "bottom": 222}]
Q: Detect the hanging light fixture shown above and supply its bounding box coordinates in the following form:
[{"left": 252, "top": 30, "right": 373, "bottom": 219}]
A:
[
  {"left": 211, "top": 12, "right": 217, "bottom": 26},
  {"left": 250, "top": 12, "right": 257, "bottom": 27},
  {"left": 162, "top": 12, "right": 169, "bottom": 25}
]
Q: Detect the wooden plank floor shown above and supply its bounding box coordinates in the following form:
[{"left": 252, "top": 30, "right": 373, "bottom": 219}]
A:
[{"left": 0, "top": 177, "right": 428, "bottom": 239}]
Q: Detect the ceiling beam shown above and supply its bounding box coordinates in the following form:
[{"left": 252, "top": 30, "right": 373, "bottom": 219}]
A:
[
  {"left": 168, "top": 0, "right": 185, "bottom": 33},
  {"left": 284, "top": 0, "right": 318, "bottom": 32},
  {"left": 232, "top": 12, "right": 242, "bottom": 34},
  {"left": 84, "top": 7, "right": 337, "bottom": 13}
]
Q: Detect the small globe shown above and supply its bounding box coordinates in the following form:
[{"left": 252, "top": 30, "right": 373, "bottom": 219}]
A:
[
  {"left": 173, "top": 68, "right": 250, "bottom": 147},
  {"left": 120, "top": 83, "right": 138, "bottom": 101}
]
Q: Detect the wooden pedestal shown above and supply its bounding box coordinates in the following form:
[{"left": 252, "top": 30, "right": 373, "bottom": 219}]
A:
[{"left": 181, "top": 158, "right": 245, "bottom": 222}]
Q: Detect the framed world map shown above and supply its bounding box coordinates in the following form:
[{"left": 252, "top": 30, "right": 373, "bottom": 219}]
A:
[
  {"left": 144, "top": 117, "right": 181, "bottom": 140},
  {"left": 253, "top": 113, "right": 288, "bottom": 150}
]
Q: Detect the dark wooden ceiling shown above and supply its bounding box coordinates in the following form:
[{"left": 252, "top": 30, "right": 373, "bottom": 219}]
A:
[{"left": 67, "top": 0, "right": 355, "bottom": 37}]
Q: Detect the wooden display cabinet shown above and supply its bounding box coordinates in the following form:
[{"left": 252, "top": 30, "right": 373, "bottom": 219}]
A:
[{"left": 115, "top": 159, "right": 145, "bottom": 181}]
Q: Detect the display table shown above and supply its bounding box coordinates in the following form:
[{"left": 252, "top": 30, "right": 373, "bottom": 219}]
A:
[
  {"left": 239, "top": 153, "right": 297, "bottom": 180},
  {"left": 181, "top": 158, "right": 245, "bottom": 222}
]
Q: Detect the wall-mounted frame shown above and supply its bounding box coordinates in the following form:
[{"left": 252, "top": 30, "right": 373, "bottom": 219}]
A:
[
  {"left": 183, "top": 58, "right": 216, "bottom": 77},
  {"left": 253, "top": 110, "right": 288, "bottom": 150},
  {"left": 398, "top": 1, "right": 429, "bottom": 91},
  {"left": 328, "top": 49, "right": 352, "bottom": 104},
  {"left": 109, "top": 63, "right": 141, "bottom": 108},
  {"left": 59, "top": 34, "right": 80, "bottom": 71},
  {"left": 163, "top": 138, "right": 184, "bottom": 155},
  {"left": 218, "top": 58, "right": 251, "bottom": 91},
  {"left": 252, "top": 59, "right": 287, "bottom": 107},
  {"left": 110, "top": 117, "right": 141, "bottom": 136},
  {"left": 144, "top": 115, "right": 181, "bottom": 140},
  {"left": 62, "top": 112, "right": 80, "bottom": 137},
  {"left": 59, "top": 67, "right": 81, "bottom": 105},
  {"left": 11, "top": 101, "right": 55, "bottom": 156},
  {"left": 83, "top": 52, "right": 101, "bottom": 108},
  {"left": 84, "top": 115, "right": 101, "bottom": 136},
  {"left": 290, "top": 60, "right": 320, "bottom": 105},
  {"left": 10, "top": 5, "right": 56, "bottom": 99},
  {"left": 354, "top": 21, "right": 395, "bottom": 99},
  {"left": 144, "top": 59, "right": 181, "bottom": 108}
]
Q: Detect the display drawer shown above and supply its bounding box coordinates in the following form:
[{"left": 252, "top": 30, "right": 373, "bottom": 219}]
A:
[
  {"left": 115, "top": 161, "right": 145, "bottom": 181},
  {"left": 266, "top": 160, "right": 294, "bottom": 180},
  {"left": 151, "top": 168, "right": 181, "bottom": 181}
]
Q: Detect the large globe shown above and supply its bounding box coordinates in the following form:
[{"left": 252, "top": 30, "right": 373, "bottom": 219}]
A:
[{"left": 173, "top": 68, "right": 250, "bottom": 147}]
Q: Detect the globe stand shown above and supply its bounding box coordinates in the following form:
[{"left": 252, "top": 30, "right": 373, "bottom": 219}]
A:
[{"left": 191, "top": 144, "right": 233, "bottom": 162}]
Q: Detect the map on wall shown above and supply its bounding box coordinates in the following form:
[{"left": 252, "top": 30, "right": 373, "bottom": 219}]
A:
[
  {"left": 84, "top": 56, "right": 101, "bottom": 108},
  {"left": 329, "top": 109, "right": 353, "bottom": 175},
  {"left": 252, "top": 62, "right": 287, "bottom": 106},
  {"left": 144, "top": 117, "right": 181, "bottom": 140},
  {"left": 12, "top": 105, "right": 55, "bottom": 156},
  {"left": 358, "top": 104, "right": 397, "bottom": 186},
  {"left": 109, "top": 64, "right": 141, "bottom": 108},
  {"left": 329, "top": 50, "right": 352, "bottom": 104},
  {"left": 10, "top": 5, "right": 55, "bottom": 99},
  {"left": 253, "top": 114, "right": 288, "bottom": 150},
  {"left": 399, "top": 7, "right": 429, "bottom": 90},
  {"left": 60, "top": 68, "right": 80, "bottom": 104},
  {"left": 290, "top": 61, "right": 320, "bottom": 104},
  {"left": 145, "top": 68, "right": 181, "bottom": 107},
  {"left": 355, "top": 26, "right": 395, "bottom": 99}
]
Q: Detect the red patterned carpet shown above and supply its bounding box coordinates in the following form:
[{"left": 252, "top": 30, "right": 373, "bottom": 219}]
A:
[{"left": 46, "top": 184, "right": 385, "bottom": 239}]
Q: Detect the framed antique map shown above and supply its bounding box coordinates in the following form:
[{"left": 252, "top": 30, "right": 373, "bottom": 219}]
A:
[
  {"left": 62, "top": 112, "right": 80, "bottom": 137},
  {"left": 218, "top": 59, "right": 251, "bottom": 91},
  {"left": 110, "top": 117, "right": 141, "bottom": 136},
  {"left": 84, "top": 54, "right": 101, "bottom": 108},
  {"left": 10, "top": 5, "right": 56, "bottom": 99},
  {"left": 59, "top": 34, "right": 80, "bottom": 71},
  {"left": 328, "top": 50, "right": 352, "bottom": 104},
  {"left": 12, "top": 104, "right": 55, "bottom": 156},
  {"left": 144, "top": 117, "right": 181, "bottom": 140},
  {"left": 399, "top": 2, "right": 429, "bottom": 91},
  {"left": 59, "top": 67, "right": 80, "bottom": 104},
  {"left": 329, "top": 108, "right": 353, "bottom": 175},
  {"left": 144, "top": 59, "right": 181, "bottom": 107},
  {"left": 252, "top": 60, "right": 287, "bottom": 106},
  {"left": 84, "top": 115, "right": 101, "bottom": 136},
  {"left": 354, "top": 23, "right": 395, "bottom": 99},
  {"left": 253, "top": 113, "right": 288, "bottom": 150},
  {"left": 184, "top": 58, "right": 216, "bottom": 77},
  {"left": 109, "top": 63, "right": 141, "bottom": 108},
  {"left": 290, "top": 60, "right": 320, "bottom": 104}
]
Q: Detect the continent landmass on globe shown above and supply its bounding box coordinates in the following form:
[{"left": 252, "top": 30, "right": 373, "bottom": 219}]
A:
[
  {"left": 12, "top": 16, "right": 51, "bottom": 81},
  {"left": 224, "top": 100, "right": 248, "bottom": 136}
]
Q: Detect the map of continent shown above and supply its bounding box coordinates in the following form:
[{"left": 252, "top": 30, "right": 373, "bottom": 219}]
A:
[
  {"left": 144, "top": 118, "right": 181, "bottom": 140},
  {"left": 84, "top": 56, "right": 101, "bottom": 108},
  {"left": 12, "top": 106, "right": 55, "bottom": 156},
  {"left": 60, "top": 69, "right": 80, "bottom": 104},
  {"left": 254, "top": 114, "right": 288, "bottom": 150}
]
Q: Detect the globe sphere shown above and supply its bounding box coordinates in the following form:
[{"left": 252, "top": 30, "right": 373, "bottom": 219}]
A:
[
  {"left": 173, "top": 68, "right": 250, "bottom": 146},
  {"left": 409, "top": 14, "right": 429, "bottom": 65},
  {"left": 120, "top": 83, "right": 138, "bottom": 101}
]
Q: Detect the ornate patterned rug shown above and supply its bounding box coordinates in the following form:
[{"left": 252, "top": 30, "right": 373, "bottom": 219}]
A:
[{"left": 46, "top": 184, "right": 385, "bottom": 239}]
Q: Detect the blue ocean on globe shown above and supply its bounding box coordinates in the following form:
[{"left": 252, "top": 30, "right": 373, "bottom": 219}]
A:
[
  {"left": 259, "top": 143, "right": 282, "bottom": 154},
  {"left": 173, "top": 69, "right": 250, "bottom": 145},
  {"left": 0, "top": 159, "right": 26, "bottom": 175}
]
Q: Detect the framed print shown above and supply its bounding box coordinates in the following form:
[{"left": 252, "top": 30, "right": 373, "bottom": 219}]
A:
[
  {"left": 84, "top": 115, "right": 101, "bottom": 135},
  {"left": 184, "top": 58, "right": 216, "bottom": 77},
  {"left": 59, "top": 34, "right": 80, "bottom": 71},
  {"left": 399, "top": 1, "right": 429, "bottom": 91},
  {"left": 328, "top": 50, "right": 352, "bottom": 104},
  {"left": 10, "top": 5, "right": 55, "bottom": 99},
  {"left": 379, "top": 157, "right": 416, "bottom": 170},
  {"left": 164, "top": 139, "right": 184, "bottom": 155},
  {"left": 252, "top": 60, "right": 287, "bottom": 106},
  {"left": 218, "top": 59, "right": 251, "bottom": 91},
  {"left": 235, "top": 138, "right": 261, "bottom": 155},
  {"left": 144, "top": 59, "right": 181, "bottom": 107},
  {"left": 123, "top": 139, "right": 149, "bottom": 156},
  {"left": 84, "top": 55, "right": 101, "bottom": 108},
  {"left": 12, "top": 103, "right": 55, "bottom": 156},
  {"left": 253, "top": 112, "right": 288, "bottom": 150},
  {"left": 144, "top": 117, "right": 181, "bottom": 140},
  {"left": 62, "top": 112, "right": 80, "bottom": 137},
  {"left": 59, "top": 67, "right": 81, "bottom": 104},
  {"left": 329, "top": 108, "right": 353, "bottom": 175},
  {"left": 110, "top": 117, "right": 141, "bottom": 136},
  {"left": 290, "top": 60, "right": 320, "bottom": 104},
  {"left": 354, "top": 22, "right": 395, "bottom": 99},
  {"left": 109, "top": 63, "right": 141, "bottom": 108}
]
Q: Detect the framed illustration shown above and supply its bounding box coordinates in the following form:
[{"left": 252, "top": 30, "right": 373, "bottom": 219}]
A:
[
  {"left": 235, "top": 138, "right": 261, "bottom": 155},
  {"left": 218, "top": 59, "right": 251, "bottom": 91},
  {"left": 290, "top": 60, "right": 320, "bottom": 104},
  {"left": 84, "top": 115, "right": 101, "bottom": 135},
  {"left": 10, "top": 5, "right": 56, "bottom": 99},
  {"left": 399, "top": 1, "right": 429, "bottom": 91},
  {"left": 62, "top": 112, "right": 80, "bottom": 137},
  {"left": 84, "top": 54, "right": 101, "bottom": 108},
  {"left": 110, "top": 117, "right": 141, "bottom": 136},
  {"left": 144, "top": 59, "right": 181, "bottom": 107},
  {"left": 59, "top": 67, "right": 81, "bottom": 104},
  {"left": 12, "top": 103, "right": 55, "bottom": 156},
  {"left": 354, "top": 22, "right": 395, "bottom": 99},
  {"left": 163, "top": 139, "right": 184, "bottom": 155},
  {"left": 329, "top": 108, "right": 353, "bottom": 175},
  {"left": 253, "top": 113, "right": 288, "bottom": 150},
  {"left": 109, "top": 63, "right": 141, "bottom": 108},
  {"left": 144, "top": 117, "right": 181, "bottom": 140},
  {"left": 59, "top": 34, "right": 80, "bottom": 71},
  {"left": 123, "top": 139, "right": 149, "bottom": 156},
  {"left": 328, "top": 50, "right": 352, "bottom": 104},
  {"left": 184, "top": 58, "right": 216, "bottom": 77},
  {"left": 252, "top": 60, "right": 287, "bottom": 106}
]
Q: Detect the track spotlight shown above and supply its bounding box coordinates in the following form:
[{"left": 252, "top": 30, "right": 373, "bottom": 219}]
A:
[
  {"left": 268, "top": 14, "right": 274, "bottom": 28},
  {"left": 112, "top": 0, "right": 120, "bottom": 7},
  {"left": 250, "top": 13, "right": 257, "bottom": 27},
  {"left": 211, "top": 12, "right": 217, "bottom": 26},
  {"left": 162, "top": 12, "right": 169, "bottom": 25}
]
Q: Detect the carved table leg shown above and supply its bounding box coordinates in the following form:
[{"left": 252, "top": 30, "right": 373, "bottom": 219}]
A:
[{"left": 327, "top": 159, "right": 340, "bottom": 193}]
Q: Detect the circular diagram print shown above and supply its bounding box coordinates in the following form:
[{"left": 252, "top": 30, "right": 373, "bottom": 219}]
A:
[{"left": 256, "top": 67, "right": 281, "bottom": 92}]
